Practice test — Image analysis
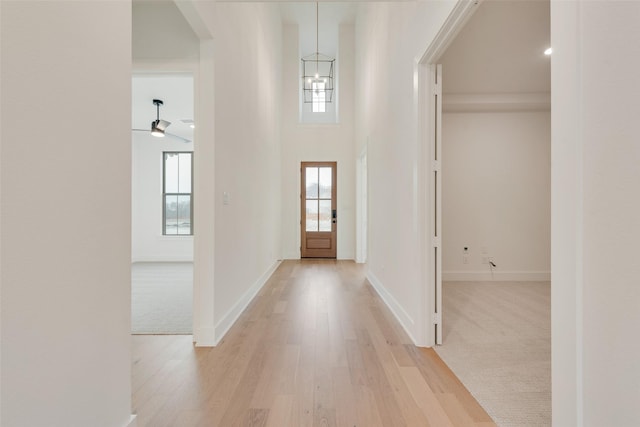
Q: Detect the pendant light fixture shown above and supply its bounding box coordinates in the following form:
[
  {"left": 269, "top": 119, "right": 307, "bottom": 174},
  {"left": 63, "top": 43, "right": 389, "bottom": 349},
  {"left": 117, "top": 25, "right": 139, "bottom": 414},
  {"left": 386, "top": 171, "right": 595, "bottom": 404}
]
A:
[{"left": 301, "top": 2, "right": 334, "bottom": 103}]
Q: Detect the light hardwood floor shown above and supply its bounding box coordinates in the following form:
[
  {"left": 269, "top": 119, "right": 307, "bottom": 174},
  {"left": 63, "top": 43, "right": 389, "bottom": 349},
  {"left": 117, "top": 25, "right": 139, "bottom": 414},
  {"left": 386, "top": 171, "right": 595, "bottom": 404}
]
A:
[{"left": 132, "top": 260, "right": 496, "bottom": 426}]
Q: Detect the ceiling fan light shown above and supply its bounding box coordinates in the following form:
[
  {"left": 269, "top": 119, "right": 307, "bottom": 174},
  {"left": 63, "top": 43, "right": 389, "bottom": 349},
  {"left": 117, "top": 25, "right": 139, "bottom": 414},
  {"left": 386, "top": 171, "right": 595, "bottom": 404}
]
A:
[{"left": 151, "top": 120, "right": 165, "bottom": 137}]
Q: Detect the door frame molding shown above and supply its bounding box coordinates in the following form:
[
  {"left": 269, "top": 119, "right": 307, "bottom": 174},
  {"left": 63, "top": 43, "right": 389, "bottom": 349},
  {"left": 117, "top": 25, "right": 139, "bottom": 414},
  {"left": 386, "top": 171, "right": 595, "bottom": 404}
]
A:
[
  {"left": 356, "top": 143, "right": 368, "bottom": 264},
  {"left": 415, "top": 0, "right": 481, "bottom": 347}
]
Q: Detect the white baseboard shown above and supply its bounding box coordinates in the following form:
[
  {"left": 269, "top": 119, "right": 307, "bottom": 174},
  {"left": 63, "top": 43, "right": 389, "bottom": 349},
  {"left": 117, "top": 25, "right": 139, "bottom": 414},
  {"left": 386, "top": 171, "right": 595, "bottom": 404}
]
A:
[
  {"left": 194, "top": 327, "right": 215, "bottom": 347},
  {"left": 124, "top": 415, "right": 137, "bottom": 427},
  {"left": 442, "top": 270, "right": 550, "bottom": 281},
  {"left": 214, "top": 260, "right": 282, "bottom": 345},
  {"left": 366, "top": 271, "right": 417, "bottom": 343}
]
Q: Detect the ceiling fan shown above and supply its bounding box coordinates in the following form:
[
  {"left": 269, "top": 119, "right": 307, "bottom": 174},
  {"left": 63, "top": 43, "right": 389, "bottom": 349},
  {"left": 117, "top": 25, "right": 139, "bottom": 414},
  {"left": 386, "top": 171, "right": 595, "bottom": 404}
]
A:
[{"left": 132, "top": 99, "right": 191, "bottom": 143}]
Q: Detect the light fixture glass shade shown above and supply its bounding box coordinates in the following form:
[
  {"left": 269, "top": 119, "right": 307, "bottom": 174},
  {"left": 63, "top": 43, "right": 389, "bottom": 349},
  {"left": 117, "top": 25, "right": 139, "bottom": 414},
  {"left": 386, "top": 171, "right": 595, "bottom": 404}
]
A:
[{"left": 301, "top": 53, "right": 335, "bottom": 103}]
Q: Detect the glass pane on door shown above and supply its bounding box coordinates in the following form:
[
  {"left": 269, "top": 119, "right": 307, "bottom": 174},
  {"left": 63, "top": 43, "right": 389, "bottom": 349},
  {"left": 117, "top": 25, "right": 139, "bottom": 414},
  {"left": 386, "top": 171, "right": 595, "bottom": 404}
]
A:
[
  {"left": 306, "top": 199, "right": 318, "bottom": 231},
  {"left": 319, "top": 167, "right": 332, "bottom": 198},
  {"left": 306, "top": 167, "right": 318, "bottom": 198},
  {"left": 319, "top": 200, "right": 331, "bottom": 231}
]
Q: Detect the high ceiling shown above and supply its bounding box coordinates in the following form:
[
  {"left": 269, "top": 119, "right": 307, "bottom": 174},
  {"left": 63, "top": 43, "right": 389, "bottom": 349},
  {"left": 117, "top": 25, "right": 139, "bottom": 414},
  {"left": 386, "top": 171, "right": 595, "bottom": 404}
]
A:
[
  {"left": 131, "top": 1, "right": 551, "bottom": 127},
  {"left": 280, "top": 3, "right": 357, "bottom": 57}
]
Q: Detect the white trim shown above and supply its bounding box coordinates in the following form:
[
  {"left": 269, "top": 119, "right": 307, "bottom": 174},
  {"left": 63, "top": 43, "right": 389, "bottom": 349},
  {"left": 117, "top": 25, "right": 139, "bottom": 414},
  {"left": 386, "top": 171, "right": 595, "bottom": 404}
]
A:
[
  {"left": 124, "top": 415, "right": 137, "bottom": 427},
  {"left": 366, "top": 271, "right": 417, "bottom": 344},
  {"left": 443, "top": 270, "right": 551, "bottom": 282},
  {"left": 443, "top": 92, "right": 551, "bottom": 112},
  {"left": 418, "top": 0, "right": 482, "bottom": 64},
  {"left": 415, "top": 0, "right": 481, "bottom": 348},
  {"left": 214, "top": 260, "right": 282, "bottom": 344},
  {"left": 191, "top": 39, "right": 216, "bottom": 349},
  {"left": 194, "top": 327, "right": 215, "bottom": 347},
  {"left": 355, "top": 143, "right": 368, "bottom": 264}
]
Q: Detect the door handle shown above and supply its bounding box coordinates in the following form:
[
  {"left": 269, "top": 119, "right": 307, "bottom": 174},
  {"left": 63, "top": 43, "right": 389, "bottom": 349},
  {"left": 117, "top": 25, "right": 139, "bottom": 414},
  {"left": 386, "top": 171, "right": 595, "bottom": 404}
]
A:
[{"left": 332, "top": 209, "right": 337, "bottom": 223}]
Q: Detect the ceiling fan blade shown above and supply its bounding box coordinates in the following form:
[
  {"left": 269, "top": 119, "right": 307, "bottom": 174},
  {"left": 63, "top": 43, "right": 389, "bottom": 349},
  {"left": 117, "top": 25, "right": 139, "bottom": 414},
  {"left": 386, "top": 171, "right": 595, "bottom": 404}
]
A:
[
  {"left": 132, "top": 128, "right": 189, "bottom": 143},
  {"left": 166, "top": 132, "right": 191, "bottom": 143}
]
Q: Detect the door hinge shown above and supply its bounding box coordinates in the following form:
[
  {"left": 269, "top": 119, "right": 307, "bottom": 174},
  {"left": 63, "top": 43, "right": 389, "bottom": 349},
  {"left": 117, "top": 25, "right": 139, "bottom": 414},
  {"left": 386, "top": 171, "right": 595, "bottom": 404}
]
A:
[
  {"left": 432, "top": 313, "right": 441, "bottom": 325},
  {"left": 432, "top": 160, "right": 441, "bottom": 172},
  {"left": 432, "top": 236, "right": 441, "bottom": 247},
  {"left": 432, "top": 80, "right": 442, "bottom": 96}
]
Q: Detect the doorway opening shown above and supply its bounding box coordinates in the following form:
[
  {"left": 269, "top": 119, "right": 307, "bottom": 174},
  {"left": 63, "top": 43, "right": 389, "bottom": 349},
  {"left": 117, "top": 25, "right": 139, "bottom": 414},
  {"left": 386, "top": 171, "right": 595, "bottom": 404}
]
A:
[
  {"left": 131, "top": 73, "right": 195, "bottom": 334},
  {"left": 420, "top": 1, "right": 552, "bottom": 424}
]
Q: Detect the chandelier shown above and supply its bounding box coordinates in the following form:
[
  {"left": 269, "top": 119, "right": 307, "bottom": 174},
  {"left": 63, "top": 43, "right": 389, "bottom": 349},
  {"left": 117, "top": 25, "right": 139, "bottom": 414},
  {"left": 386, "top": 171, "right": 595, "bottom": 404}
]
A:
[{"left": 301, "top": 2, "right": 334, "bottom": 103}]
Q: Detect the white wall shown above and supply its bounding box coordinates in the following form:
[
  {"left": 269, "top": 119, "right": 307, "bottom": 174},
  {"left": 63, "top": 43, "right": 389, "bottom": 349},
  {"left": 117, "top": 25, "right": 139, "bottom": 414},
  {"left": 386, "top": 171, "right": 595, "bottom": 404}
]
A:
[
  {"left": 133, "top": 0, "right": 199, "bottom": 62},
  {"left": 131, "top": 74, "right": 194, "bottom": 263},
  {"left": 552, "top": 2, "right": 640, "bottom": 426},
  {"left": 1, "top": 2, "right": 133, "bottom": 426},
  {"left": 212, "top": 3, "right": 283, "bottom": 340},
  {"left": 281, "top": 24, "right": 355, "bottom": 260},
  {"left": 442, "top": 111, "right": 550, "bottom": 281},
  {"left": 354, "top": 1, "right": 456, "bottom": 343},
  {"left": 132, "top": 132, "right": 194, "bottom": 262}
]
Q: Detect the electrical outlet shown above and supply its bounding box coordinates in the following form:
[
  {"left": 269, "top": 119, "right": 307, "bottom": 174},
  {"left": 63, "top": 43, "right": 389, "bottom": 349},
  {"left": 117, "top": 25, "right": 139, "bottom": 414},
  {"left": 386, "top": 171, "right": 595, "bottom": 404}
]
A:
[
  {"left": 482, "top": 256, "right": 489, "bottom": 264},
  {"left": 463, "top": 255, "right": 469, "bottom": 264}
]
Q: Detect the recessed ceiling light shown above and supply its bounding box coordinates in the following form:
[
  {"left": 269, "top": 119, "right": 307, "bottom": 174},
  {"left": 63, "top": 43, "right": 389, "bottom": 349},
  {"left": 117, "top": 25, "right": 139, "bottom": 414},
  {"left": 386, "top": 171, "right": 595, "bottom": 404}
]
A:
[{"left": 544, "top": 47, "right": 553, "bottom": 56}]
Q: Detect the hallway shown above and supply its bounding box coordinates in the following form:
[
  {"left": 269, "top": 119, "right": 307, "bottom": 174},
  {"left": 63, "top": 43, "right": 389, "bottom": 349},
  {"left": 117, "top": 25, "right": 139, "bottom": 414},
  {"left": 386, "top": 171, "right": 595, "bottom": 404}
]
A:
[{"left": 132, "top": 260, "right": 495, "bottom": 426}]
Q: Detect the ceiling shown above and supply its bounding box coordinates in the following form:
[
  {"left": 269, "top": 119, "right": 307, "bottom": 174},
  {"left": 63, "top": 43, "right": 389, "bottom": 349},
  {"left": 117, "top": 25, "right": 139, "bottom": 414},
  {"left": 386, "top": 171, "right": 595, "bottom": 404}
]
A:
[
  {"left": 280, "top": 3, "right": 357, "bottom": 57},
  {"left": 132, "top": 74, "right": 194, "bottom": 143},
  {"left": 130, "top": 1, "right": 551, "bottom": 128},
  {"left": 441, "top": 0, "right": 551, "bottom": 95}
]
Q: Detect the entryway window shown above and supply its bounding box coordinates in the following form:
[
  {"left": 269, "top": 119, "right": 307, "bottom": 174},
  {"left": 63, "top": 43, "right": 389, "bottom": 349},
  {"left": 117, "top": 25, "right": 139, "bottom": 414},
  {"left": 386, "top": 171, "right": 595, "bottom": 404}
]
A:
[
  {"left": 163, "top": 152, "right": 193, "bottom": 235},
  {"left": 312, "top": 81, "right": 326, "bottom": 113}
]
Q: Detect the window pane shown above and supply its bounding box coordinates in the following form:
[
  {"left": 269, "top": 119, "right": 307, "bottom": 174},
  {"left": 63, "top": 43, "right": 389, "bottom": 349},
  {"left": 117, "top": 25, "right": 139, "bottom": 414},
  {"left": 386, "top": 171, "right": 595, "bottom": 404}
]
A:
[
  {"left": 178, "top": 153, "right": 192, "bottom": 193},
  {"left": 319, "top": 167, "right": 332, "bottom": 199},
  {"left": 164, "top": 153, "right": 179, "bottom": 193},
  {"left": 306, "top": 167, "right": 318, "bottom": 199},
  {"left": 164, "top": 195, "right": 178, "bottom": 235},
  {"left": 312, "top": 82, "right": 326, "bottom": 113},
  {"left": 306, "top": 199, "right": 318, "bottom": 232},
  {"left": 319, "top": 200, "right": 331, "bottom": 231},
  {"left": 177, "top": 195, "right": 191, "bottom": 235}
]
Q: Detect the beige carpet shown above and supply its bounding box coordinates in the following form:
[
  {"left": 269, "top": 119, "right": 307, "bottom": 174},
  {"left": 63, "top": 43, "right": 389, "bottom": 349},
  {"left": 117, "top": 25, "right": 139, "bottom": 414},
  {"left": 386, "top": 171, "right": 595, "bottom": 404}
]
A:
[
  {"left": 131, "top": 262, "right": 193, "bottom": 334},
  {"left": 434, "top": 281, "right": 551, "bottom": 427}
]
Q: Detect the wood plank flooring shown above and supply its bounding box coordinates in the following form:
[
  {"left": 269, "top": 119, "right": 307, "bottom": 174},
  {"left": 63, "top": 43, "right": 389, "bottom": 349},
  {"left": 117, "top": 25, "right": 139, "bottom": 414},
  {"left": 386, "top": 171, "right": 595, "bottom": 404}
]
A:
[{"left": 132, "top": 260, "right": 496, "bottom": 426}]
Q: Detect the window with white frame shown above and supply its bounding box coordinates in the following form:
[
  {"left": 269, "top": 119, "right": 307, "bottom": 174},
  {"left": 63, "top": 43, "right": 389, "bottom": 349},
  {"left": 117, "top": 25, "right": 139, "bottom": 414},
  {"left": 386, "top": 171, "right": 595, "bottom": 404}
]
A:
[
  {"left": 312, "top": 81, "right": 326, "bottom": 113},
  {"left": 163, "top": 152, "right": 193, "bottom": 235}
]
